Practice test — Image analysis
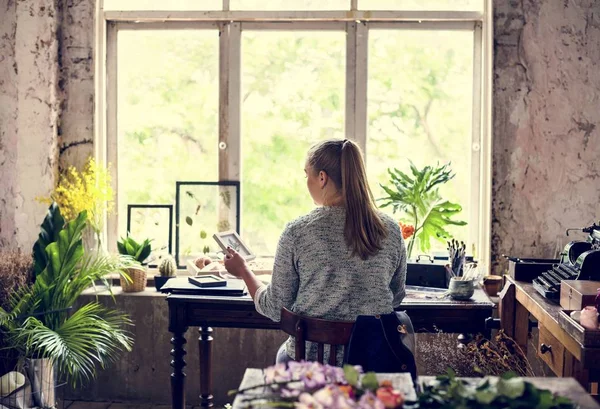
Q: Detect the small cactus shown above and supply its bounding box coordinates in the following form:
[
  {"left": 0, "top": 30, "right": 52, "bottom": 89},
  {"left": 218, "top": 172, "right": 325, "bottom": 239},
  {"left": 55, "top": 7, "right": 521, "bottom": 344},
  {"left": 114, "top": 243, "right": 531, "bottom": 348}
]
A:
[{"left": 158, "top": 255, "right": 177, "bottom": 277}]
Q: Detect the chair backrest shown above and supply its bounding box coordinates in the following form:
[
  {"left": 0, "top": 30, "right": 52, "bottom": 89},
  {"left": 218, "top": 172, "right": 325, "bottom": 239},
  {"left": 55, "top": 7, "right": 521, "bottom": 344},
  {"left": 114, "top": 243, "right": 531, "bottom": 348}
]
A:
[{"left": 280, "top": 307, "right": 355, "bottom": 365}]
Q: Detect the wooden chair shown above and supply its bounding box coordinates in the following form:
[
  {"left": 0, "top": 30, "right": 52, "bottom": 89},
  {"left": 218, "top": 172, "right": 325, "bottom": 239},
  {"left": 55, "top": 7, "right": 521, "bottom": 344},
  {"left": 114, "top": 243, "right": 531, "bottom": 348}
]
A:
[{"left": 280, "top": 307, "right": 355, "bottom": 365}]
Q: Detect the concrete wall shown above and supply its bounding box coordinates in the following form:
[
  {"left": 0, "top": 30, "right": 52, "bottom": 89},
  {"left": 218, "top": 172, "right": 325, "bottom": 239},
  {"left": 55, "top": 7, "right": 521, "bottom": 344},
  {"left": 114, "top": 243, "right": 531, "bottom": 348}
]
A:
[{"left": 492, "top": 0, "right": 600, "bottom": 273}]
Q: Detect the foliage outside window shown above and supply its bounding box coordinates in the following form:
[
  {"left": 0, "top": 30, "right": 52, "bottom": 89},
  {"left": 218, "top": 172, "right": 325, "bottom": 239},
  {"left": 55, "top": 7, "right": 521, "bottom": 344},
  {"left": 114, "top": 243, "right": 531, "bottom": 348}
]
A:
[{"left": 108, "top": 2, "right": 487, "bottom": 258}]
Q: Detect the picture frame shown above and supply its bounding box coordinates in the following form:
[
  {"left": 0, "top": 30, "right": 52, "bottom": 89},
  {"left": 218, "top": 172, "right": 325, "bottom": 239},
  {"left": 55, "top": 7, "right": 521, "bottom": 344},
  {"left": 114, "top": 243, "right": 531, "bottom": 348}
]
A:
[
  {"left": 213, "top": 231, "right": 256, "bottom": 261},
  {"left": 175, "top": 181, "right": 241, "bottom": 268},
  {"left": 126, "top": 204, "right": 173, "bottom": 264}
]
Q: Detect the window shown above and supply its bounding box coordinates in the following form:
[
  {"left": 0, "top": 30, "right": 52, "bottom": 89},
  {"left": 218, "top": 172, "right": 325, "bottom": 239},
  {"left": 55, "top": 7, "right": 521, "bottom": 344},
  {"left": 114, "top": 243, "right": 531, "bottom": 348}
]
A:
[{"left": 102, "top": 1, "right": 492, "bottom": 266}]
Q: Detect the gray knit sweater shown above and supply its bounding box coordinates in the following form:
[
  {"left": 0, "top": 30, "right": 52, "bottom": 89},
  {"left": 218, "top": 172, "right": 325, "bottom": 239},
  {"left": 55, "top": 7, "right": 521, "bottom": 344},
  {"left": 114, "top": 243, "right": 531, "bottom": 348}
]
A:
[{"left": 254, "top": 206, "right": 407, "bottom": 363}]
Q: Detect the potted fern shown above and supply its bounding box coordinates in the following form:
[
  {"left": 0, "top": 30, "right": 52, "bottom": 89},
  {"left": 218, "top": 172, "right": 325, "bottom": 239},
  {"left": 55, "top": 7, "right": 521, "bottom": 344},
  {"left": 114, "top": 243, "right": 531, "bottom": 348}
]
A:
[
  {"left": 117, "top": 235, "right": 152, "bottom": 292},
  {"left": 0, "top": 203, "right": 136, "bottom": 406}
]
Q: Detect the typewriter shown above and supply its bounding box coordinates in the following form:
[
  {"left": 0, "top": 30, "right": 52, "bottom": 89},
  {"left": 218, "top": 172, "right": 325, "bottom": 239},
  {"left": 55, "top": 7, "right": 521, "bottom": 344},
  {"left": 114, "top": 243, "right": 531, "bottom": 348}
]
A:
[{"left": 532, "top": 222, "right": 600, "bottom": 301}]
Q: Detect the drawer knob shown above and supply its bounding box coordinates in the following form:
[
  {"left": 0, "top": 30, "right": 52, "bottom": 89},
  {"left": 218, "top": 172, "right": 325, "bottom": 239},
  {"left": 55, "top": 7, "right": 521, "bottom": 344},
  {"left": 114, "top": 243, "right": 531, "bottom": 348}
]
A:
[{"left": 540, "top": 343, "right": 552, "bottom": 354}]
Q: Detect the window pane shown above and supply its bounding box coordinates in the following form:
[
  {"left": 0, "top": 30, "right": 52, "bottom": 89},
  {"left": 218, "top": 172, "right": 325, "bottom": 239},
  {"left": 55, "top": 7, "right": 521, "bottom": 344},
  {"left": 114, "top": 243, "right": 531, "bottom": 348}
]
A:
[
  {"left": 358, "top": 0, "right": 482, "bottom": 11},
  {"left": 117, "top": 30, "right": 220, "bottom": 248},
  {"left": 241, "top": 31, "right": 346, "bottom": 255},
  {"left": 104, "top": 0, "right": 221, "bottom": 10},
  {"left": 367, "top": 29, "right": 474, "bottom": 254},
  {"left": 231, "top": 0, "right": 349, "bottom": 10}
]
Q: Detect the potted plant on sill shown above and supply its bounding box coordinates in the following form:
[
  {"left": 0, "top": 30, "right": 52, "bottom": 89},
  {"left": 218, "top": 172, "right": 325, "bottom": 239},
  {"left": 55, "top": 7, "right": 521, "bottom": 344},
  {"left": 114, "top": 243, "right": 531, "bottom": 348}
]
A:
[
  {"left": 0, "top": 203, "right": 136, "bottom": 407},
  {"left": 117, "top": 235, "right": 152, "bottom": 293},
  {"left": 379, "top": 162, "right": 467, "bottom": 259},
  {"left": 154, "top": 255, "right": 177, "bottom": 291}
]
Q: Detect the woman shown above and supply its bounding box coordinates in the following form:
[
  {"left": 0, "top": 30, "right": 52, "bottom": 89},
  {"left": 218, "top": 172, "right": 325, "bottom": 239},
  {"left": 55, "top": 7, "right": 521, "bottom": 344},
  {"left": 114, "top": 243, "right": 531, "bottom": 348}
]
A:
[{"left": 224, "top": 139, "right": 406, "bottom": 364}]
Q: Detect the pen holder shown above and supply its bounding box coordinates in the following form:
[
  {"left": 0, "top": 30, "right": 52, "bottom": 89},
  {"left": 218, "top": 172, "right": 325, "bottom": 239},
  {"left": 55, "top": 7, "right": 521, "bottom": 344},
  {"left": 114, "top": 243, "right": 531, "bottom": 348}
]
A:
[{"left": 448, "top": 277, "right": 475, "bottom": 301}]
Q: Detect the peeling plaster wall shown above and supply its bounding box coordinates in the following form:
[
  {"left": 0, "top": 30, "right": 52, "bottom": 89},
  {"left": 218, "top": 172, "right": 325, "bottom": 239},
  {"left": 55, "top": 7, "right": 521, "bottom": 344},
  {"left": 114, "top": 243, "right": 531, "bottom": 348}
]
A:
[
  {"left": 58, "top": 0, "right": 94, "bottom": 170},
  {"left": 492, "top": 0, "right": 600, "bottom": 273},
  {"left": 0, "top": 0, "right": 60, "bottom": 249}
]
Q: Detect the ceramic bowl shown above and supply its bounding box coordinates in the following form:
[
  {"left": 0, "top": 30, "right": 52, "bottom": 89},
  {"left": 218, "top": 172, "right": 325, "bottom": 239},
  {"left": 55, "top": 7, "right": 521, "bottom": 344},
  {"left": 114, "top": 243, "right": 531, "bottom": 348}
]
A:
[{"left": 448, "top": 277, "right": 475, "bottom": 300}]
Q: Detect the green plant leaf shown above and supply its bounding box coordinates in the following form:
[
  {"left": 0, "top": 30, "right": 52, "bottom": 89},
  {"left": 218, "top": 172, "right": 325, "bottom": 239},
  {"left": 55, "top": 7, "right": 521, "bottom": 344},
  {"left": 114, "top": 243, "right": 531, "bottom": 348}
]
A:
[
  {"left": 32, "top": 202, "right": 65, "bottom": 277},
  {"left": 379, "top": 163, "right": 466, "bottom": 257},
  {"left": 200, "top": 230, "right": 207, "bottom": 239},
  {"left": 136, "top": 239, "right": 152, "bottom": 263},
  {"left": 475, "top": 388, "right": 497, "bottom": 405},
  {"left": 14, "top": 302, "right": 133, "bottom": 387},
  {"left": 125, "top": 241, "right": 136, "bottom": 256},
  {"left": 343, "top": 365, "right": 359, "bottom": 387},
  {"left": 185, "top": 216, "right": 193, "bottom": 226},
  {"left": 361, "top": 372, "right": 379, "bottom": 391},
  {"left": 417, "top": 200, "right": 467, "bottom": 253},
  {"left": 497, "top": 377, "right": 525, "bottom": 399}
]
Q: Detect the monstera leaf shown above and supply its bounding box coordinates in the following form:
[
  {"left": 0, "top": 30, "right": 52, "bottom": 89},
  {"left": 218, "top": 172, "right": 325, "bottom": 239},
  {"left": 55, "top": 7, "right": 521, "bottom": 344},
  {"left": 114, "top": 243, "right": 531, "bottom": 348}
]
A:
[
  {"left": 417, "top": 200, "right": 467, "bottom": 253},
  {"left": 380, "top": 162, "right": 467, "bottom": 258},
  {"left": 32, "top": 202, "right": 65, "bottom": 277}
]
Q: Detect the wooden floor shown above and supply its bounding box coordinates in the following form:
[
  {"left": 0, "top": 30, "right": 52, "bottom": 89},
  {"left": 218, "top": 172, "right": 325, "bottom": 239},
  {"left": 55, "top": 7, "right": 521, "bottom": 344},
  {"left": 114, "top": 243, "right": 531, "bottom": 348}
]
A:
[{"left": 66, "top": 401, "right": 209, "bottom": 409}]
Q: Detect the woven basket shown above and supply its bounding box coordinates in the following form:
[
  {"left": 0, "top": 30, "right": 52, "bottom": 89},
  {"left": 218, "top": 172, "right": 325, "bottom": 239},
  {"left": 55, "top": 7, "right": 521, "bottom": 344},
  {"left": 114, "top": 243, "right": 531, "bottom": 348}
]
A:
[{"left": 120, "top": 267, "right": 147, "bottom": 293}]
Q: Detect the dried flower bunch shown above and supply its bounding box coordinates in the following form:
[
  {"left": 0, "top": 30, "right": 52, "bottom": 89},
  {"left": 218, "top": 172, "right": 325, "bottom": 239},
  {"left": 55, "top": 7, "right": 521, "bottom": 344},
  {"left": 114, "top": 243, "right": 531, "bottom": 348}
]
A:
[
  {"left": 231, "top": 362, "right": 405, "bottom": 409},
  {"left": 417, "top": 331, "right": 533, "bottom": 378},
  {"left": 0, "top": 250, "right": 33, "bottom": 311},
  {"left": 459, "top": 331, "right": 534, "bottom": 377}
]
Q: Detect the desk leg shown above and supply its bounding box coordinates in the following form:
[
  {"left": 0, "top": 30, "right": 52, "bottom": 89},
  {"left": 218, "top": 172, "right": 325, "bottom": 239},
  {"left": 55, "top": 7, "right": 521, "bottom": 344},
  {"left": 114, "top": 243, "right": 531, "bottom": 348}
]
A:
[
  {"left": 170, "top": 329, "right": 188, "bottom": 409},
  {"left": 199, "top": 326, "right": 214, "bottom": 408},
  {"left": 514, "top": 301, "right": 529, "bottom": 352}
]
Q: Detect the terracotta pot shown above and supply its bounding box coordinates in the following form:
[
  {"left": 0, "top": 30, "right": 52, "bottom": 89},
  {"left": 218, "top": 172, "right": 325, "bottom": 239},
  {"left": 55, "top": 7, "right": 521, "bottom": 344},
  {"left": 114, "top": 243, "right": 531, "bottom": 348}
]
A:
[{"left": 483, "top": 275, "right": 503, "bottom": 296}]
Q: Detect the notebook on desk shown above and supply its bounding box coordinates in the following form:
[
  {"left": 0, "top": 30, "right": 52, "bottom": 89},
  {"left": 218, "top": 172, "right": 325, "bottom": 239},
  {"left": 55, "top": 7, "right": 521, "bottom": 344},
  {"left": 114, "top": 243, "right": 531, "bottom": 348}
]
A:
[{"left": 160, "top": 277, "right": 247, "bottom": 296}]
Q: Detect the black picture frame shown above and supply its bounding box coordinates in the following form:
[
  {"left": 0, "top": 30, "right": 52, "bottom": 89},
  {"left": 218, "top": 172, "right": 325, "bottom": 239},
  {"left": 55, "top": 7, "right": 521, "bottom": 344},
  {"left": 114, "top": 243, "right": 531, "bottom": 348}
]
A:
[
  {"left": 126, "top": 204, "right": 174, "bottom": 263},
  {"left": 175, "top": 181, "right": 241, "bottom": 269}
]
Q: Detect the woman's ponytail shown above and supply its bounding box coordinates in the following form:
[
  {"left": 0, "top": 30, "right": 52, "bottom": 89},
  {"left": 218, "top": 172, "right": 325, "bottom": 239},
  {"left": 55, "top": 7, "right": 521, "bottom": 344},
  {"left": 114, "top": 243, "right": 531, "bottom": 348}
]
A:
[{"left": 340, "top": 140, "right": 387, "bottom": 260}]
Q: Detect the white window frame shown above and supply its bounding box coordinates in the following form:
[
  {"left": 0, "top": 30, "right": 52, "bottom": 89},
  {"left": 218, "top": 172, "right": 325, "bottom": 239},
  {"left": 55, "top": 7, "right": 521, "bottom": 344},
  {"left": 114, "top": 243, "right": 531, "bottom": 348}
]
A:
[{"left": 96, "top": 0, "right": 493, "bottom": 268}]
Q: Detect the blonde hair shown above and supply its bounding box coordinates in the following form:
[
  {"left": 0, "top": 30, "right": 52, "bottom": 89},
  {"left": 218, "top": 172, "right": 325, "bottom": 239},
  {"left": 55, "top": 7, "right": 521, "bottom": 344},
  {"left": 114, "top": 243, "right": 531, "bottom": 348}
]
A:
[{"left": 306, "top": 139, "right": 388, "bottom": 260}]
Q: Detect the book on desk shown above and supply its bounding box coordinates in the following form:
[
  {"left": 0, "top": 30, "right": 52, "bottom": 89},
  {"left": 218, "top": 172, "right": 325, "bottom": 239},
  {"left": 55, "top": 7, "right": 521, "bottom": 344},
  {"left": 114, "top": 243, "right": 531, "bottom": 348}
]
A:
[{"left": 160, "top": 277, "right": 248, "bottom": 296}]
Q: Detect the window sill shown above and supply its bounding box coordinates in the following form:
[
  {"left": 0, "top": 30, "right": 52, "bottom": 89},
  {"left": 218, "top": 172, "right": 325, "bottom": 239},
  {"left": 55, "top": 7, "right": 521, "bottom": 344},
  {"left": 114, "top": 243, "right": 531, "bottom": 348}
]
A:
[{"left": 103, "top": 257, "right": 274, "bottom": 288}]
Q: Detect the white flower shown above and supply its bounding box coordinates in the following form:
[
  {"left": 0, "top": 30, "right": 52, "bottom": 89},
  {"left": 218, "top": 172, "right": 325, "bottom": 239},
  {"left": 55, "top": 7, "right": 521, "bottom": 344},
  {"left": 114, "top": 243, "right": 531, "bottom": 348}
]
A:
[{"left": 295, "top": 392, "right": 324, "bottom": 409}]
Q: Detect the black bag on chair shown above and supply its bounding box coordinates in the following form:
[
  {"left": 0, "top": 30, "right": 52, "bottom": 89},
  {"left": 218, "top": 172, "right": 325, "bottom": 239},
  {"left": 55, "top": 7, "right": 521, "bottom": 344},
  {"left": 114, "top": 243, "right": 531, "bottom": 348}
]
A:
[{"left": 344, "top": 311, "right": 417, "bottom": 380}]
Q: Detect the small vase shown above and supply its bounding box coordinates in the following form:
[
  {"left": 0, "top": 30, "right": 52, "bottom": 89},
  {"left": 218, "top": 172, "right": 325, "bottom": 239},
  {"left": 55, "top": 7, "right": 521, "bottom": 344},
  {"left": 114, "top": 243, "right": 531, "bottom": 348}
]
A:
[
  {"left": 448, "top": 277, "right": 475, "bottom": 301},
  {"left": 580, "top": 306, "right": 599, "bottom": 330},
  {"left": 483, "top": 275, "right": 503, "bottom": 296}
]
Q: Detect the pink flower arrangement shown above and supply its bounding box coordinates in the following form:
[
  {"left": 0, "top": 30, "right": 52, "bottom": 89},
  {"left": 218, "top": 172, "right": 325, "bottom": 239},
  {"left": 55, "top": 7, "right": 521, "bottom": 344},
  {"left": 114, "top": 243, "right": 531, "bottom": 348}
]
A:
[{"left": 234, "top": 362, "right": 405, "bottom": 409}]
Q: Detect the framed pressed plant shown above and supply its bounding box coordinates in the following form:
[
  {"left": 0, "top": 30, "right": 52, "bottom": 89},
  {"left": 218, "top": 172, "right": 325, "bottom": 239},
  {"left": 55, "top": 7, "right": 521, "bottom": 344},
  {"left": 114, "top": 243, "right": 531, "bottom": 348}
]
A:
[{"left": 175, "top": 181, "right": 240, "bottom": 268}]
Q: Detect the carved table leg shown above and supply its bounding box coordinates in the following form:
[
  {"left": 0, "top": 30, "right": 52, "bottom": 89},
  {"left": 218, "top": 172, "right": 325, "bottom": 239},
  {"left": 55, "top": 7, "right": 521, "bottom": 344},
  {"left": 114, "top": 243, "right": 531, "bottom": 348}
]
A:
[
  {"left": 199, "top": 326, "right": 214, "bottom": 408},
  {"left": 171, "top": 329, "right": 188, "bottom": 409}
]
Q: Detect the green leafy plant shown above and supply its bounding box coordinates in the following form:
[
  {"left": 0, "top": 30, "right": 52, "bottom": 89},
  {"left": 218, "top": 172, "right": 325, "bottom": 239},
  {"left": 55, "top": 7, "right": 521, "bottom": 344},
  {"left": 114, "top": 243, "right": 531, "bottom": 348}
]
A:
[
  {"left": 380, "top": 162, "right": 467, "bottom": 258},
  {"left": 117, "top": 235, "right": 152, "bottom": 265},
  {"left": 32, "top": 202, "right": 65, "bottom": 277},
  {"left": 0, "top": 205, "right": 137, "bottom": 386},
  {"left": 408, "top": 369, "right": 575, "bottom": 409}
]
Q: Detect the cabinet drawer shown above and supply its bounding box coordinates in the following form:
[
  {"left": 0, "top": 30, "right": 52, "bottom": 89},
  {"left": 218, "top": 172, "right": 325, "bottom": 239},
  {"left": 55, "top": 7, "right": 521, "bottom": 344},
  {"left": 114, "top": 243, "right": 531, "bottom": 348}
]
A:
[{"left": 538, "top": 325, "right": 565, "bottom": 375}]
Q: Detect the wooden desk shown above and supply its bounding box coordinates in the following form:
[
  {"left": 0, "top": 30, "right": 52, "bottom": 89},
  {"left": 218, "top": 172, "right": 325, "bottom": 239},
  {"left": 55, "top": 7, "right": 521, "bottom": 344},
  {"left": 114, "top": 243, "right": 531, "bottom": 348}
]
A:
[
  {"left": 167, "top": 286, "right": 494, "bottom": 409},
  {"left": 500, "top": 276, "right": 600, "bottom": 391},
  {"left": 233, "top": 369, "right": 600, "bottom": 409}
]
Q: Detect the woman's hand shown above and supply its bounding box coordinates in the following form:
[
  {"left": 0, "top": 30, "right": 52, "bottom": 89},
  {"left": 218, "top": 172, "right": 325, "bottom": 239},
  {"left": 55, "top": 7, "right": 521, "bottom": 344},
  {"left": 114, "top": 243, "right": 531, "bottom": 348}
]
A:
[{"left": 223, "top": 247, "right": 248, "bottom": 278}]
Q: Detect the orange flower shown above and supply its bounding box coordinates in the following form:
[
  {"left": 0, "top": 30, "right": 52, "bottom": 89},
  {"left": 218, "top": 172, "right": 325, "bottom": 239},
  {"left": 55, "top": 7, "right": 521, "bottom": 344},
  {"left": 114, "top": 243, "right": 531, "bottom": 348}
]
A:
[{"left": 398, "top": 222, "right": 415, "bottom": 240}]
